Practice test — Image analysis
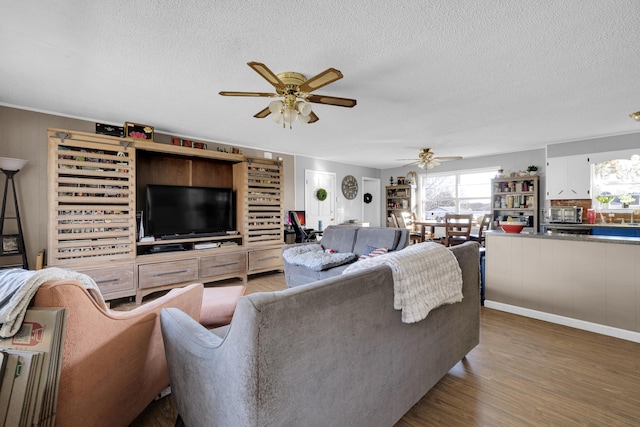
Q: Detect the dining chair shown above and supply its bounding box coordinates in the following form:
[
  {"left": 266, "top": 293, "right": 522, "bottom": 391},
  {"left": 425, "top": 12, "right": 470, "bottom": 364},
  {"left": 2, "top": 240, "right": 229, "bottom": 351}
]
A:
[
  {"left": 469, "top": 213, "right": 492, "bottom": 246},
  {"left": 401, "top": 212, "right": 422, "bottom": 244},
  {"left": 440, "top": 213, "right": 473, "bottom": 247},
  {"left": 389, "top": 212, "right": 400, "bottom": 228}
]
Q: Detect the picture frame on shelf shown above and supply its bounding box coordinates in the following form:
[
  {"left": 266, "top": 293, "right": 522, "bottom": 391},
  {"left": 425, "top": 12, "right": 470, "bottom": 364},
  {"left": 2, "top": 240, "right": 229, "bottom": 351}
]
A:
[
  {"left": 125, "top": 122, "right": 154, "bottom": 140},
  {"left": 2, "top": 234, "right": 19, "bottom": 254}
]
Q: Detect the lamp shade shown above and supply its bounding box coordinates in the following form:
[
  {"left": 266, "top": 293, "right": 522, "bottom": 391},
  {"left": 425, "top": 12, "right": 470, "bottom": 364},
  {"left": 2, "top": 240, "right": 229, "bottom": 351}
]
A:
[{"left": 0, "top": 157, "right": 28, "bottom": 171}]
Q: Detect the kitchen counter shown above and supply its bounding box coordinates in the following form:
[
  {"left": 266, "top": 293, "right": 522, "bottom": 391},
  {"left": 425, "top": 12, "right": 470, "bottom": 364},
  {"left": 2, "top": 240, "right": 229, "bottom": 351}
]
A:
[
  {"left": 485, "top": 232, "right": 640, "bottom": 342},
  {"left": 485, "top": 229, "right": 640, "bottom": 245}
]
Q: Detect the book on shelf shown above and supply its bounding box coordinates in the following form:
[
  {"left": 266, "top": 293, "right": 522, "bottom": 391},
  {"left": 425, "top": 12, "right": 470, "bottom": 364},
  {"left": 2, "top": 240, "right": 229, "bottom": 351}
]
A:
[{"left": 0, "top": 307, "right": 66, "bottom": 427}]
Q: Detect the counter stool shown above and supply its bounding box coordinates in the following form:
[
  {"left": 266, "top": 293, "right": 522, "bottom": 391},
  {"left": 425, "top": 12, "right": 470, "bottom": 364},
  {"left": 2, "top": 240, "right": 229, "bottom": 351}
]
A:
[{"left": 200, "top": 285, "right": 247, "bottom": 329}]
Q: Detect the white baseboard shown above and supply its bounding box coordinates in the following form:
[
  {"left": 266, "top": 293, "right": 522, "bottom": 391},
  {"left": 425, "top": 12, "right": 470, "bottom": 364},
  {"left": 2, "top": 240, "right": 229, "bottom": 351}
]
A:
[{"left": 484, "top": 300, "right": 640, "bottom": 343}]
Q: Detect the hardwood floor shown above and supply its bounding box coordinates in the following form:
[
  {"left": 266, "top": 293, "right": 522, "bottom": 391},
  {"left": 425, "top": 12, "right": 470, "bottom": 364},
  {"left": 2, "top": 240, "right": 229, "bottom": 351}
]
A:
[{"left": 131, "top": 272, "right": 640, "bottom": 426}]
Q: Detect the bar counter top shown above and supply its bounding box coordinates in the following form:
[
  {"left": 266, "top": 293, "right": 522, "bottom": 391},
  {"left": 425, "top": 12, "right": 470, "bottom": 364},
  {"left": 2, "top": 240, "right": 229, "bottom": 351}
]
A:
[{"left": 485, "top": 229, "right": 640, "bottom": 245}]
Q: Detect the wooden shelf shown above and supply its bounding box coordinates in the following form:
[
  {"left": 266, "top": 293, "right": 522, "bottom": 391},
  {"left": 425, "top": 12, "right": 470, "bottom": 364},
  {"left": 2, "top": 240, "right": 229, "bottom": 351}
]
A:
[{"left": 491, "top": 175, "right": 539, "bottom": 231}]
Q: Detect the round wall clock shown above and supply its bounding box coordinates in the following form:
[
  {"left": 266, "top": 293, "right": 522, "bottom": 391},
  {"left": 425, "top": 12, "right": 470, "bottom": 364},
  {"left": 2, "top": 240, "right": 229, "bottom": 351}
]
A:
[{"left": 341, "top": 175, "right": 358, "bottom": 200}]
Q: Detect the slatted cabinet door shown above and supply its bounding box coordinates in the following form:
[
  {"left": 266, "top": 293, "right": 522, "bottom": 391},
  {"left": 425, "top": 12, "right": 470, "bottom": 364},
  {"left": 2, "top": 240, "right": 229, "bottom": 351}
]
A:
[
  {"left": 234, "top": 158, "right": 284, "bottom": 245},
  {"left": 47, "top": 129, "right": 137, "bottom": 298}
]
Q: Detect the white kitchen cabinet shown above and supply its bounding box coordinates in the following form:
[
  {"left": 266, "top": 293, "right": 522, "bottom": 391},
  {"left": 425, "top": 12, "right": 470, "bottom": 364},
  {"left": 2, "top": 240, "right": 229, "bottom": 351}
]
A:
[{"left": 546, "top": 154, "right": 591, "bottom": 200}]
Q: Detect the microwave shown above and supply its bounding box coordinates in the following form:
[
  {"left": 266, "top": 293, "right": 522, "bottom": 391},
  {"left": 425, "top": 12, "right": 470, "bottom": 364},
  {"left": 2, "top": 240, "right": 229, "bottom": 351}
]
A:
[{"left": 548, "top": 206, "right": 583, "bottom": 223}]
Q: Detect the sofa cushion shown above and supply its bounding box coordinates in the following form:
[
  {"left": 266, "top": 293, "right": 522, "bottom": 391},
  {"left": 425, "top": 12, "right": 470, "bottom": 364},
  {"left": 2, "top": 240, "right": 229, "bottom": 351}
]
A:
[
  {"left": 283, "top": 244, "right": 357, "bottom": 271},
  {"left": 319, "top": 226, "right": 359, "bottom": 253},
  {"left": 353, "top": 228, "right": 401, "bottom": 255}
]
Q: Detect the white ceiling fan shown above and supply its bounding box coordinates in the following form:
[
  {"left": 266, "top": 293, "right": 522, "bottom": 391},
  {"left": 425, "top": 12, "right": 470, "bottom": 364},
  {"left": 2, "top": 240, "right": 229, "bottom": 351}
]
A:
[{"left": 399, "top": 148, "right": 463, "bottom": 169}]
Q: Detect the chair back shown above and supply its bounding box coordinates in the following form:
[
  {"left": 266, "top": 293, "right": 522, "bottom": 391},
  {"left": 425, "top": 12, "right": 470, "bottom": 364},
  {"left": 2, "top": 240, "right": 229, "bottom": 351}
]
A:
[
  {"left": 389, "top": 212, "right": 400, "bottom": 228},
  {"left": 469, "top": 213, "right": 492, "bottom": 246},
  {"left": 477, "top": 213, "right": 491, "bottom": 238},
  {"left": 289, "top": 211, "right": 317, "bottom": 243},
  {"left": 442, "top": 213, "right": 473, "bottom": 246}
]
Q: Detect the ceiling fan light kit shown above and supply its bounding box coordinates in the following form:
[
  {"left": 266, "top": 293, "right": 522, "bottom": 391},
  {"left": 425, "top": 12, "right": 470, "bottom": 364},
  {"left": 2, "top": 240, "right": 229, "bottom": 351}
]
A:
[
  {"left": 220, "top": 62, "right": 356, "bottom": 129},
  {"left": 399, "top": 148, "right": 463, "bottom": 169}
]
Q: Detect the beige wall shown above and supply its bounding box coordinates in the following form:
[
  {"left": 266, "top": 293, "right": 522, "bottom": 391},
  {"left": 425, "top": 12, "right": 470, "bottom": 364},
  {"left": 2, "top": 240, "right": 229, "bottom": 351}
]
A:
[{"left": 0, "top": 106, "right": 294, "bottom": 268}]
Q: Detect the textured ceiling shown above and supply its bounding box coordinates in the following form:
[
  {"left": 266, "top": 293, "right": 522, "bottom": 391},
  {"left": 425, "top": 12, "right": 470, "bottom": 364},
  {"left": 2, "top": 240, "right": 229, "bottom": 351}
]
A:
[{"left": 2, "top": 1, "right": 640, "bottom": 169}]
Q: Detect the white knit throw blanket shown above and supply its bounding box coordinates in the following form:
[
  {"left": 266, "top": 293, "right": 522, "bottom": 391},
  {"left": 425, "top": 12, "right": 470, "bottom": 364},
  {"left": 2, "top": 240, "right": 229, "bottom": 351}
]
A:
[
  {"left": 0, "top": 267, "right": 106, "bottom": 338},
  {"left": 342, "top": 242, "right": 463, "bottom": 323}
]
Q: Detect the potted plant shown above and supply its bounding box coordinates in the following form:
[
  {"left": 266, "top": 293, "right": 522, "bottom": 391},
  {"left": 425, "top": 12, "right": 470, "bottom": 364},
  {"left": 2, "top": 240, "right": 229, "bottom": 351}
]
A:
[
  {"left": 527, "top": 165, "right": 538, "bottom": 176},
  {"left": 618, "top": 193, "right": 634, "bottom": 208}
]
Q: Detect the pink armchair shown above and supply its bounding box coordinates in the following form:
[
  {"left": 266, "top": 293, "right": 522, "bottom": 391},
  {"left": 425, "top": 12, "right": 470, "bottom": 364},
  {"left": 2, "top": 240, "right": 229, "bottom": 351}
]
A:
[{"left": 32, "top": 279, "right": 203, "bottom": 427}]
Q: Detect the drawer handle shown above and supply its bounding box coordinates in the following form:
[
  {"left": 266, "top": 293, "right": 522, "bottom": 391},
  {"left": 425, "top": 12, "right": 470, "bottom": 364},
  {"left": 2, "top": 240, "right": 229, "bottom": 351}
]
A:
[
  {"left": 215, "top": 262, "right": 238, "bottom": 268},
  {"left": 258, "top": 255, "right": 279, "bottom": 262},
  {"left": 155, "top": 269, "right": 188, "bottom": 277},
  {"left": 95, "top": 278, "right": 119, "bottom": 284}
]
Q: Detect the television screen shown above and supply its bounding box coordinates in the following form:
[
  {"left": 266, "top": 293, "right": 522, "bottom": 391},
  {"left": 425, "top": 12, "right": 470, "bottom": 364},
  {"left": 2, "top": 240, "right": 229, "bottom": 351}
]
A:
[{"left": 145, "top": 184, "right": 234, "bottom": 237}]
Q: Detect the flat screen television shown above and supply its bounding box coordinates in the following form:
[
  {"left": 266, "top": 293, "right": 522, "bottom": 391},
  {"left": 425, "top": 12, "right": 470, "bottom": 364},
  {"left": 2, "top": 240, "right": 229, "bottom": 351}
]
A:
[{"left": 145, "top": 184, "right": 235, "bottom": 238}]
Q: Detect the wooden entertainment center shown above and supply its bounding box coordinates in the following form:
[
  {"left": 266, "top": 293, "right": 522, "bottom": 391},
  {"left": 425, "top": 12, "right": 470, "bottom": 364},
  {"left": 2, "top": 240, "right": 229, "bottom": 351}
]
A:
[{"left": 47, "top": 128, "right": 284, "bottom": 303}]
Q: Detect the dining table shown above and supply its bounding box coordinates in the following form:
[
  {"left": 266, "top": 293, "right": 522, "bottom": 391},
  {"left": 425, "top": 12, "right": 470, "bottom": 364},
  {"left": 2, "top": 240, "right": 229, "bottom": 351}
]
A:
[{"left": 412, "top": 220, "right": 447, "bottom": 242}]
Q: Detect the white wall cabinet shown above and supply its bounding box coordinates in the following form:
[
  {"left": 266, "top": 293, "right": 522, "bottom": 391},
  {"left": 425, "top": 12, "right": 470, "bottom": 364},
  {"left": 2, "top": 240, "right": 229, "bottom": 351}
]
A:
[{"left": 546, "top": 154, "right": 591, "bottom": 200}]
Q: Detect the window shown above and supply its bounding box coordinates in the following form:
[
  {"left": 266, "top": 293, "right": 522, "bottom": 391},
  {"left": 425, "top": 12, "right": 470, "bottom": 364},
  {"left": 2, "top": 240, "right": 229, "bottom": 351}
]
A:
[
  {"left": 419, "top": 168, "right": 495, "bottom": 221},
  {"left": 592, "top": 154, "right": 640, "bottom": 209}
]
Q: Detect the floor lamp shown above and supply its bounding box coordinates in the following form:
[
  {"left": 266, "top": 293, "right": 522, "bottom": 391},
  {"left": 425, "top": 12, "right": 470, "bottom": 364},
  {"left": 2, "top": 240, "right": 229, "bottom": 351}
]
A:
[{"left": 0, "top": 157, "right": 29, "bottom": 269}]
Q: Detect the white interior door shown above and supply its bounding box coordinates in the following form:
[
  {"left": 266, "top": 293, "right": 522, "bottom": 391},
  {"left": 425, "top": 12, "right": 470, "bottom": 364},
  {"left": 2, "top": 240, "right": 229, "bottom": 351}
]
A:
[
  {"left": 305, "top": 170, "right": 336, "bottom": 231},
  {"left": 362, "top": 177, "right": 381, "bottom": 227}
]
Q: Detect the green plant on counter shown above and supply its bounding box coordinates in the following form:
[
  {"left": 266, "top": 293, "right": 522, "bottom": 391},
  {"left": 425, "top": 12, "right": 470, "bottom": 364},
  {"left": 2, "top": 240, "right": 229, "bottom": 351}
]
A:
[
  {"left": 618, "top": 194, "right": 635, "bottom": 205},
  {"left": 596, "top": 194, "right": 615, "bottom": 204}
]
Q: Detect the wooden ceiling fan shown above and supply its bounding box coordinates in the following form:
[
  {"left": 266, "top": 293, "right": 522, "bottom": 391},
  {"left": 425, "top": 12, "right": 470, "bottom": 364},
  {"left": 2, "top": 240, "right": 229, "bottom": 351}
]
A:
[
  {"left": 399, "top": 148, "right": 463, "bottom": 169},
  {"left": 219, "top": 62, "right": 357, "bottom": 126}
]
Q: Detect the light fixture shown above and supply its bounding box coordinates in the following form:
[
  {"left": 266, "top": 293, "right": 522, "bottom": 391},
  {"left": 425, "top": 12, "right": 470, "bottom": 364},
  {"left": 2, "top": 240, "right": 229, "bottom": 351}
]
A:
[
  {"left": 269, "top": 95, "right": 313, "bottom": 129},
  {"left": 629, "top": 111, "right": 640, "bottom": 122}
]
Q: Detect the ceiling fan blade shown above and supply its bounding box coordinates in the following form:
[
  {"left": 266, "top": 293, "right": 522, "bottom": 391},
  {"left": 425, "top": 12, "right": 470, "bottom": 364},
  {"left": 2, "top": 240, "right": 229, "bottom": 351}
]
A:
[
  {"left": 253, "top": 107, "right": 271, "bottom": 118},
  {"left": 402, "top": 161, "right": 420, "bottom": 167},
  {"left": 247, "top": 62, "right": 286, "bottom": 92},
  {"left": 298, "top": 68, "right": 343, "bottom": 93},
  {"left": 436, "top": 156, "right": 463, "bottom": 161},
  {"left": 308, "top": 111, "right": 319, "bottom": 123},
  {"left": 219, "top": 91, "right": 278, "bottom": 97},
  {"left": 306, "top": 94, "right": 357, "bottom": 108}
]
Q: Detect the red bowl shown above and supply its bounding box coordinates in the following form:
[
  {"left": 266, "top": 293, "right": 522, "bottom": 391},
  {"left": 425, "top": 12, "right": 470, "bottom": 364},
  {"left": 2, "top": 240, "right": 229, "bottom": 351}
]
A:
[{"left": 500, "top": 222, "right": 526, "bottom": 233}]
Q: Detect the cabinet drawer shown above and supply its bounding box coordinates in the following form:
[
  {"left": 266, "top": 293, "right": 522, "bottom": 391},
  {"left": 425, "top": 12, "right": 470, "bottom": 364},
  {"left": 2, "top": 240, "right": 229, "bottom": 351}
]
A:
[
  {"left": 200, "top": 251, "right": 246, "bottom": 278},
  {"left": 78, "top": 264, "right": 135, "bottom": 296},
  {"left": 248, "top": 248, "right": 283, "bottom": 272},
  {"left": 138, "top": 258, "right": 199, "bottom": 289}
]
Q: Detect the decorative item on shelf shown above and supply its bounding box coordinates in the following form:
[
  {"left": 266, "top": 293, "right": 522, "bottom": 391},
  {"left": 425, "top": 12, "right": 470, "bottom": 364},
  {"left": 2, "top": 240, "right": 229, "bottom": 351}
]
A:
[
  {"left": 125, "top": 122, "right": 154, "bottom": 140},
  {"left": 363, "top": 193, "right": 372, "bottom": 204},
  {"left": 496, "top": 168, "right": 504, "bottom": 178},
  {"left": 389, "top": 176, "right": 394, "bottom": 185},
  {"left": 396, "top": 176, "right": 405, "bottom": 185},
  {"left": 316, "top": 188, "right": 327, "bottom": 201},
  {"left": 406, "top": 171, "right": 417, "bottom": 185},
  {"left": 95, "top": 123, "right": 124, "bottom": 137},
  {"left": 527, "top": 165, "right": 538, "bottom": 175}
]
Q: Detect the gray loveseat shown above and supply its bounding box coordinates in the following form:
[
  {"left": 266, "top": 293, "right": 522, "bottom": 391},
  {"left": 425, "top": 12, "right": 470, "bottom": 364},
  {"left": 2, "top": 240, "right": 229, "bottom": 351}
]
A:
[
  {"left": 160, "top": 241, "right": 480, "bottom": 427},
  {"left": 283, "top": 225, "right": 410, "bottom": 287}
]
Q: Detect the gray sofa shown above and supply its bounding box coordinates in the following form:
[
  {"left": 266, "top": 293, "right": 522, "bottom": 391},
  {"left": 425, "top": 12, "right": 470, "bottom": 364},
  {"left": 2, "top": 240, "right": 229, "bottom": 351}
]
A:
[
  {"left": 160, "top": 241, "right": 480, "bottom": 427},
  {"left": 283, "top": 225, "right": 410, "bottom": 287}
]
